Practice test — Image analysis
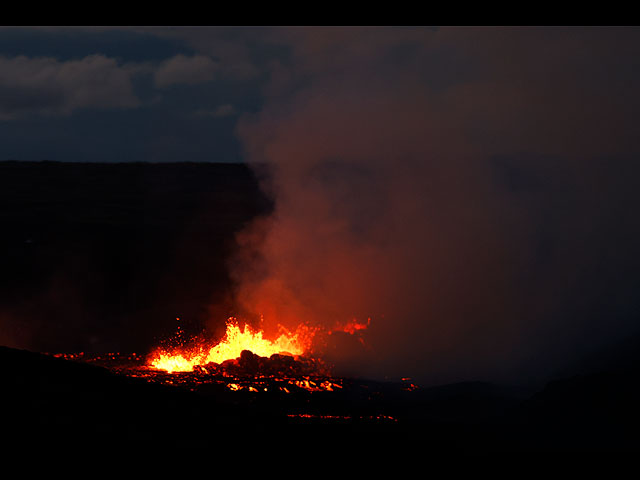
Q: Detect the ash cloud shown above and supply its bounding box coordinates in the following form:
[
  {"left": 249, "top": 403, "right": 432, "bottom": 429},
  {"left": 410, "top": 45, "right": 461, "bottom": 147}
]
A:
[{"left": 229, "top": 27, "right": 640, "bottom": 386}]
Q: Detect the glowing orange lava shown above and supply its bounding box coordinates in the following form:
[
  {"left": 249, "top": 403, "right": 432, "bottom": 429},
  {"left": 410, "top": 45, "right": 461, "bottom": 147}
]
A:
[
  {"left": 332, "top": 317, "right": 371, "bottom": 335},
  {"left": 149, "top": 318, "right": 317, "bottom": 373}
]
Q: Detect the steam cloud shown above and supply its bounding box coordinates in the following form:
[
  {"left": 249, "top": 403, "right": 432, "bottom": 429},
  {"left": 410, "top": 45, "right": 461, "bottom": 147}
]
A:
[{"left": 229, "top": 27, "right": 640, "bottom": 386}]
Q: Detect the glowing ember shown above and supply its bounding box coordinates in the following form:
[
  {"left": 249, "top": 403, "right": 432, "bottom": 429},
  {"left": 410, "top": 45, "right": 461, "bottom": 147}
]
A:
[
  {"left": 333, "top": 317, "right": 371, "bottom": 335},
  {"left": 286, "top": 413, "right": 398, "bottom": 422}
]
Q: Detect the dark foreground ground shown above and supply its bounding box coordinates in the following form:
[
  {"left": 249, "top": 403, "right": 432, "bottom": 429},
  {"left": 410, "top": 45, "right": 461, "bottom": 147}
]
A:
[
  {"left": 1, "top": 161, "right": 640, "bottom": 452},
  {"left": 2, "top": 345, "right": 640, "bottom": 452}
]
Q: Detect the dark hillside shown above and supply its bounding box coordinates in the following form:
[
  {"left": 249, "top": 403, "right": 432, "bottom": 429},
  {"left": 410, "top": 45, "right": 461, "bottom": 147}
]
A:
[{"left": 0, "top": 161, "right": 271, "bottom": 354}]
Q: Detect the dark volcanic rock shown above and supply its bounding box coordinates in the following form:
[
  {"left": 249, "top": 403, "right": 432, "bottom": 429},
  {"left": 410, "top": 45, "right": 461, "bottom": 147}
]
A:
[
  {"left": 0, "top": 345, "right": 265, "bottom": 445},
  {"left": 238, "top": 349, "right": 263, "bottom": 372},
  {"left": 207, "top": 350, "right": 327, "bottom": 377},
  {"left": 268, "top": 353, "right": 297, "bottom": 374}
]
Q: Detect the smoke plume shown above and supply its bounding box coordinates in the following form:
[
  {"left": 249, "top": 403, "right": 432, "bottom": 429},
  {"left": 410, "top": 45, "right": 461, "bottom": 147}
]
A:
[{"left": 229, "top": 27, "right": 640, "bottom": 386}]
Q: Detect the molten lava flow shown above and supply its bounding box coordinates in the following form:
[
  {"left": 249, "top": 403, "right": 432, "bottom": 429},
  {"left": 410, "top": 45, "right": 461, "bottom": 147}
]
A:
[
  {"left": 204, "top": 322, "right": 313, "bottom": 364},
  {"left": 148, "top": 314, "right": 372, "bottom": 390},
  {"left": 150, "top": 353, "right": 200, "bottom": 373},
  {"left": 149, "top": 318, "right": 316, "bottom": 373}
]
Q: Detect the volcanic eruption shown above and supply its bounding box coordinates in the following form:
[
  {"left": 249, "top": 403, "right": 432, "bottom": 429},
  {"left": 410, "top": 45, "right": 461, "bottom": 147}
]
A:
[{"left": 138, "top": 314, "right": 376, "bottom": 393}]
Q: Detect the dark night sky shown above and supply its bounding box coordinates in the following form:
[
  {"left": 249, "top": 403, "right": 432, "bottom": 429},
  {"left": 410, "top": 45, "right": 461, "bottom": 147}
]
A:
[{"left": 3, "top": 26, "right": 640, "bottom": 385}]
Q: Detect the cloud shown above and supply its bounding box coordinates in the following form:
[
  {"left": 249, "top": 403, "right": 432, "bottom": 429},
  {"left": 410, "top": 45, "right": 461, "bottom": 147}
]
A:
[
  {"left": 154, "top": 54, "right": 218, "bottom": 88},
  {"left": 0, "top": 54, "right": 140, "bottom": 119},
  {"left": 138, "top": 27, "right": 263, "bottom": 80},
  {"left": 194, "top": 104, "right": 237, "bottom": 118}
]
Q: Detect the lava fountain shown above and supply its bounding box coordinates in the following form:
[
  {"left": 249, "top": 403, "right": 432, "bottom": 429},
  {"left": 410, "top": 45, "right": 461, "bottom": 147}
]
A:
[{"left": 148, "top": 317, "right": 364, "bottom": 374}]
